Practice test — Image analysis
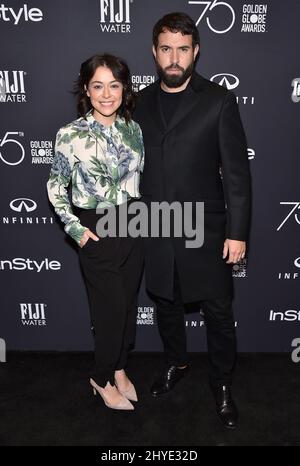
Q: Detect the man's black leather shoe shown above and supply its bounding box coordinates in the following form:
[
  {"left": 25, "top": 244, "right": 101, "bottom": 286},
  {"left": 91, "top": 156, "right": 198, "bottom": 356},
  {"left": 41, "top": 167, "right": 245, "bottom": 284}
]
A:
[
  {"left": 212, "top": 385, "right": 238, "bottom": 429},
  {"left": 151, "top": 365, "right": 190, "bottom": 396}
]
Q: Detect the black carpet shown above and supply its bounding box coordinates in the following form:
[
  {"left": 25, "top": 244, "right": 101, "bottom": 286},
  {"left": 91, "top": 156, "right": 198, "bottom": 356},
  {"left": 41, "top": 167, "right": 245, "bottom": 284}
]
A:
[{"left": 0, "top": 352, "right": 299, "bottom": 446}]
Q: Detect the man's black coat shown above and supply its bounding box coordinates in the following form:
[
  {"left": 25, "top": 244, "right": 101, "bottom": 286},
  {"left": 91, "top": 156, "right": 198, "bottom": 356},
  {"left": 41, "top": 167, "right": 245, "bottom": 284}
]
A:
[{"left": 134, "top": 72, "right": 251, "bottom": 302}]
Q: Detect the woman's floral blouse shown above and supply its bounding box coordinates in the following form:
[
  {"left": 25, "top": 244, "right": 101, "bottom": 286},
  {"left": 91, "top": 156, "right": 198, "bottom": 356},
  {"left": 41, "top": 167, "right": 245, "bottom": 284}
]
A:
[{"left": 47, "top": 110, "right": 144, "bottom": 245}]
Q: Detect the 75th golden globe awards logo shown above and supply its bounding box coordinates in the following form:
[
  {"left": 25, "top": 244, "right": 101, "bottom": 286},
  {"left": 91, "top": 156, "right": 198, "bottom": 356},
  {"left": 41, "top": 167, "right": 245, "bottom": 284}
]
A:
[
  {"left": 99, "top": 0, "right": 132, "bottom": 33},
  {"left": 131, "top": 75, "right": 155, "bottom": 92},
  {"left": 187, "top": 1, "right": 268, "bottom": 34},
  {"left": 137, "top": 306, "right": 155, "bottom": 325},
  {"left": 188, "top": 0, "right": 235, "bottom": 34},
  {"left": 241, "top": 4, "right": 268, "bottom": 32},
  {"left": 232, "top": 258, "right": 247, "bottom": 278}
]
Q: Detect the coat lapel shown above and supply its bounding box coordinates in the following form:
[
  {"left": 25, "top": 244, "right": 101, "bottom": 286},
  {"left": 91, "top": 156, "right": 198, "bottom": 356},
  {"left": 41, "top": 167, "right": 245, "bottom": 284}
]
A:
[{"left": 145, "top": 81, "right": 166, "bottom": 134}]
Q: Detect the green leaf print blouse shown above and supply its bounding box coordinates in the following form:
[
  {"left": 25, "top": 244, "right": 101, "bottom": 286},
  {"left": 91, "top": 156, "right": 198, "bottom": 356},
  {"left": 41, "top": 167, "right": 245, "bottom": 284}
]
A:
[{"left": 47, "top": 110, "right": 145, "bottom": 245}]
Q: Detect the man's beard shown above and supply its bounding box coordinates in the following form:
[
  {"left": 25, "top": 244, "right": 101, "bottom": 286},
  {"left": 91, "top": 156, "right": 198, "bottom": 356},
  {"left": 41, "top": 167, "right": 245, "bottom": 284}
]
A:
[{"left": 156, "top": 62, "right": 194, "bottom": 88}]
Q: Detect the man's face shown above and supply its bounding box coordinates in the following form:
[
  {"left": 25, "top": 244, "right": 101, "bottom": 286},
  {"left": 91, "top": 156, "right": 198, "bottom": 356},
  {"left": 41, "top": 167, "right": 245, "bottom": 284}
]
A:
[{"left": 153, "top": 30, "right": 199, "bottom": 88}]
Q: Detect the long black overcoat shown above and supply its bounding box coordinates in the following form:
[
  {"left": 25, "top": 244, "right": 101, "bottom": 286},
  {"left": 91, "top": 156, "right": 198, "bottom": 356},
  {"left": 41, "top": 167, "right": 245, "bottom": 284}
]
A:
[{"left": 134, "top": 72, "right": 251, "bottom": 302}]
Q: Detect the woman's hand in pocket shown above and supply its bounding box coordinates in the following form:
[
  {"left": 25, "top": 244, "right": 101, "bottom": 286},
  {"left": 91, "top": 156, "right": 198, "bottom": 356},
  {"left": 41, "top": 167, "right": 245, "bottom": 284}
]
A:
[{"left": 79, "top": 229, "right": 100, "bottom": 248}]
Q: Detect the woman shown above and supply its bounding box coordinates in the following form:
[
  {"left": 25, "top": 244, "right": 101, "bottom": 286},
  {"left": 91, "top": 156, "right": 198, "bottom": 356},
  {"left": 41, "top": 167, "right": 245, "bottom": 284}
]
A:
[{"left": 47, "top": 54, "right": 144, "bottom": 410}]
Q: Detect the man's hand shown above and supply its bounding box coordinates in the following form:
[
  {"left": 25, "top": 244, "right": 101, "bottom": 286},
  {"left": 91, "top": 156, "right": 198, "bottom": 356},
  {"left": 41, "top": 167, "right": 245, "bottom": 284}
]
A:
[
  {"left": 79, "top": 229, "right": 99, "bottom": 248},
  {"left": 223, "top": 239, "right": 246, "bottom": 264}
]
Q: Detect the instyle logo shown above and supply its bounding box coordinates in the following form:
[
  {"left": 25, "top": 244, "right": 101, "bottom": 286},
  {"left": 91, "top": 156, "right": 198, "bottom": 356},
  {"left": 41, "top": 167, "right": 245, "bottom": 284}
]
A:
[
  {"left": 20, "top": 303, "right": 47, "bottom": 326},
  {"left": 99, "top": 0, "right": 131, "bottom": 33},
  {"left": 0, "top": 258, "right": 61, "bottom": 272},
  {"left": 0, "top": 71, "right": 26, "bottom": 102},
  {"left": 211, "top": 73, "right": 239, "bottom": 90},
  {"left": 188, "top": 0, "right": 235, "bottom": 34},
  {"left": 0, "top": 3, "right": 43, "bottom": 25},
  {"left": 269, "top": 309, "right": 300, "bottom": 322}
]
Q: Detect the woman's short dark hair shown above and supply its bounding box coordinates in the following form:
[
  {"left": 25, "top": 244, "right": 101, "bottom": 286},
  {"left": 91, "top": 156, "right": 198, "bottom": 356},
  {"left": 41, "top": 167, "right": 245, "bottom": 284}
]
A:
[
  {"left": 74, "top": 54, "right": 135, "bottom": 123},
  {"left": 153, "top": 12, "right": 200, "bottom": 50}
]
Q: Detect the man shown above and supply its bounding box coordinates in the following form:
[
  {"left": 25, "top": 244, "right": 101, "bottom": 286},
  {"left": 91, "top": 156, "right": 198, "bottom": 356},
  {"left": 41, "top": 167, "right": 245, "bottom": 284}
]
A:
[{"left": 134, "top": 12, "right": 251, "bottom": 429}]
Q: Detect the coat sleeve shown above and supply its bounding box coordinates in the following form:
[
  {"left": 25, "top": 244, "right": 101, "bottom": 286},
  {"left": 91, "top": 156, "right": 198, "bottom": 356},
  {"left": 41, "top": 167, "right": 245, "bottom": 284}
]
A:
[
  {"left": 46, "top": 128, "right": 88, "bottom": 245},
  {"left": 218, "top": 91, "right": 251, "bottom": 241}
]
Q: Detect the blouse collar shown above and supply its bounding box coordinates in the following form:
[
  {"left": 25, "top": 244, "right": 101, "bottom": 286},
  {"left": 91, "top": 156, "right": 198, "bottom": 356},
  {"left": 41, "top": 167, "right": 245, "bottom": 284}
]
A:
[{"left": 85, "top": 109, "right": 124, "bottom": 132}]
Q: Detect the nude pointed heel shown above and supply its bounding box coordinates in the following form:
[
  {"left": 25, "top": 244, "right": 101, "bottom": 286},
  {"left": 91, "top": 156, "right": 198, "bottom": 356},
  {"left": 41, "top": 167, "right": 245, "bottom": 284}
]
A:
[
  {"left": 115, "top": 381, "right": 138, "bottom": 402},
  {"left": 90, "top": 378, "right": 134, "bottom": 411}
]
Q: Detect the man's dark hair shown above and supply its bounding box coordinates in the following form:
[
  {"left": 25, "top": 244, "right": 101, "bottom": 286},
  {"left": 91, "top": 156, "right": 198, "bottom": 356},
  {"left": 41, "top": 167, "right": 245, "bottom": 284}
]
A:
[
  {"left": 153, "top": 12, "right": 200, "bottom": 49},
  {"left": 74, "top": 54, "right": 135, "bottom": 123}
]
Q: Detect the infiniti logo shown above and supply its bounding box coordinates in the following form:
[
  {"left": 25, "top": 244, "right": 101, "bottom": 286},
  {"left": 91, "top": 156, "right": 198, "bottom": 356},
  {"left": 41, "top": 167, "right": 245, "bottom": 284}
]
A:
[
  {"left": 294, "top": 257, "right": 300, "bottom": 268},
  {"left": 210, "top": 73, "right": 239, "bottom": 90},
  {"left": 10, "top": 198, "right": 37, "bottom": 213}
]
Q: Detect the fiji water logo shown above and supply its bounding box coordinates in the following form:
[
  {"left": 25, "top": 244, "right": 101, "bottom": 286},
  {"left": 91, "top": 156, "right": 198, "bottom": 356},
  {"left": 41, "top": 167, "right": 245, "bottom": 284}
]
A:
[
  {"left": 0, "top": 71, "right": 26, "bottom": 102},
  {"left": 20, "top": 303, "right": 47, "bottom": 326},
  {"left": 99, "top": 0, "right": 132, "bottom": 33}
]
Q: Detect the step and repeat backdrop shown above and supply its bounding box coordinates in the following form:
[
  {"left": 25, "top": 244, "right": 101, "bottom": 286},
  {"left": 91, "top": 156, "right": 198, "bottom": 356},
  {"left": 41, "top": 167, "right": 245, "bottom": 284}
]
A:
[{"left": 0, "top": 0, "right": 299, "bottom": 354}]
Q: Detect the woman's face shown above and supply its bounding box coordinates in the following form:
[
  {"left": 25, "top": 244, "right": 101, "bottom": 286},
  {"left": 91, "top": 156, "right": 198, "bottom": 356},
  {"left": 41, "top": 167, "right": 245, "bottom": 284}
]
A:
[{"left": 86, "top": 65, "right": 123, "bottom": 124}]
